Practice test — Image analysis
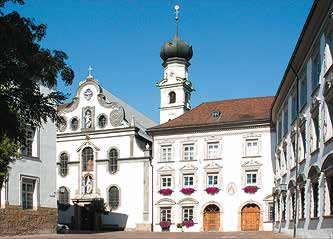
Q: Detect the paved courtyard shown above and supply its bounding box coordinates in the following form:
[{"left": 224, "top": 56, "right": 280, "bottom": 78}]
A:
[{"left": 6, "top": 231, "right": 297, "bottom": 239}]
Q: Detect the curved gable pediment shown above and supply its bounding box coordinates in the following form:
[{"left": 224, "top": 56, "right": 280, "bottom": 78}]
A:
[
  {"left": 155, "top": 198, "right": 176, "bottom": 206},
  {"left": 179, "top": 164, "right": 198, "bottom": 172},
  {"left": 177, "top": 197, "right": 199, "bottom": 205}
]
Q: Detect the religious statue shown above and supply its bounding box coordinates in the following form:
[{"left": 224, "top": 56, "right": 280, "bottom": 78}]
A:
[
  {"left": 85, "top": 110, "right": 92, "bottom": 128},
  {"left": 83, "top": 175, "right": 93, "bottom": 194}
]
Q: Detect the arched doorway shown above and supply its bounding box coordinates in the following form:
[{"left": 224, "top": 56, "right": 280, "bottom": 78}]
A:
[
  {"left": 241, "top": 203, "right": 260, "bottom": 231},
  {"left": 203, "top": 204, "right": 220, "bottom": 231}
]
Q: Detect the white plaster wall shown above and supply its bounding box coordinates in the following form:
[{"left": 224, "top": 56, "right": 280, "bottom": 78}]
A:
[{"left": 152, "top": 126, "right": 274, "bottom": 232}]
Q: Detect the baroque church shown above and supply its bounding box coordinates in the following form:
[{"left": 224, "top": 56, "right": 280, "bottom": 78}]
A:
[{"left": 0, "top": 1, "right": 332, "bottom": 238}]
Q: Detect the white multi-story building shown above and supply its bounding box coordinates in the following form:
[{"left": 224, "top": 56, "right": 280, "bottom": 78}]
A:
[
  {"left": 56, "top": 72, "right": 156, "bottom": 231},
  {"left": 271, "top": 0, "right": 333, "bottom": 238},
  {"left": 0, "top": 85, "right": 58, "bottom": 236},
  {"left": 149, "top": 13, "right": 275, "bottom": 231}
]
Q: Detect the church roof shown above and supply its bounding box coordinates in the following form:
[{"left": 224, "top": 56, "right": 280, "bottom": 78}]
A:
[{"left": 148, "top": 96, "right": 274, "bottom": 133}]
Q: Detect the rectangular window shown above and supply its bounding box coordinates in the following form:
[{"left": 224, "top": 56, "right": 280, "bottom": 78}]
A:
[
  {"left": 161, "top": 145, "right": 172, "bottom": 162},
  {"left": 299, "top": 74, "right": 307, "bottom": 109},
  {"left": 245, "top": 138, "right": 259, "bottom": 156},
  {"left": 327, "top": 100, "right": 333, "bottom": 128},
  {"left": 282, "top": 194, "right": 286, "bottom": 221},
  {"left": 277, "top": 114, "right": 282, "bottom": 143},
  {"left": 291, "top": 136, "right": 296, "bottom": 167},
  {"left": 313, "top": 113, "right": 320, "bottom": 149},
  {"left": 246, "top": 171, "right": 257, "bottom": 185},
  {"left": 23, "top": 129, "right": 34, "bottom": 157},
  {"left": 283, "top": 105, "right": 288, "bottom": 135},
  {"left": 207, "top": 142, "right": 219, "bottom": 159},
  {"left": 22, "top": 180, "right": 34, "bottom": 209},
  {"left": 182, "top": 206, "right": 194, "bottom": 221},
  {"left": 291, "top": 90, "right": 297, "bottom": 122},
  {"left": 161, "top": 175, "right": 172, "bottom": 189},
  {"left": 207, "top": 173, "right": 218, "bottom": 187},
  {"left": 269, "top": 203, "right": 274, "bottom": 222},
  {"left": 300, "top": 186, "right": 305, "bottom": 219},
  {"left": 160, "top": 207, "right": 171, "bottom": 222},
  {"left": 313, "top": 182, "right": 319, "bottom": 217},
  {"left": 183, "top": 174, "right": 194, "bottom": 187},
  {"left": 183, "top": 144, "right": 194, "bottom": 161},
  {"left": 311, "top": 52, "right": 321, "bottom": 91},
  {"left": 300, "top": 125, "right": 306, "bottom": 158}
]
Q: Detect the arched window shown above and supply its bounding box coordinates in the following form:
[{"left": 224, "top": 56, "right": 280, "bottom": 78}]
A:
[
  {"left": 109, "top": 149, "right": 118, "bottom": 173},
  {"left": 60, "top": 153, "right": 68, "bottom": 177},
  {"left": 109, "top": 186, "right": 119, "bottom": 209},
  {"left": 169, "top": 91, "right": 176, "bottom": 104},
  {"left": 58, "top": 186, "right": 69, "bottom": 204},
  {"left": 82, "top": 147, "right": 94, "bottom": 171}
]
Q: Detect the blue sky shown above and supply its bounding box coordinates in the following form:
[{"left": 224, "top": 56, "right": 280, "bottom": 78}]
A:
[{"left": 6, "top": 0, "right": 313, "bottom": 123}]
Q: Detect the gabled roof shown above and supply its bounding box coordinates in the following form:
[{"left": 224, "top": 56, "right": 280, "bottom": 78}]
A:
[{"left": 149, "top": 96, "right": 274, "bottom": 133}]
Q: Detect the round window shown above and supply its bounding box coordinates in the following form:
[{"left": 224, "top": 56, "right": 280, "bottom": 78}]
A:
[{"left": 58, "top": 117, "right": 67, "bottom": 132}]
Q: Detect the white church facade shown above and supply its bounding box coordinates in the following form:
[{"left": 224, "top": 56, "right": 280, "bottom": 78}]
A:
[{"left": 56, "top": 73, "right": 156, "bottom": 231}]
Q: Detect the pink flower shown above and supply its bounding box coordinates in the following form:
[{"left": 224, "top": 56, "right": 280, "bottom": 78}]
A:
[
  {"left": 159, "top": 188, "right": 173, "bottom": 195},
  {"left": 244, "top": 186, "right": 258, "bottom": 193},
  {"left": 205, "top": 187, "right": 219, "bottom": 194},
  {"left": 159, "top": 221, "right": 171, "bottom": 229},
  {"left": 182, "top": 220, "right": 194, "bottom": 227},
  {"left": 180, "top": 188, "right": 195, "bottom": 195}
]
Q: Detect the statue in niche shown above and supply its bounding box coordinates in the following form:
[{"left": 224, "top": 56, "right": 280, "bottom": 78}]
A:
[
  {"left": 85, "top": 110, "right": 92, "bottom": 128},
  {"left": 83, "top": 175, "right": 93, "bottom": 194}
]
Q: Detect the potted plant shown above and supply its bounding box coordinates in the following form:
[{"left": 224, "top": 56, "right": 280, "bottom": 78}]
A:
[
  {"left": 158, "top": 188, "right": 173, "bottom": 196},
  {"left": 159, "top": 221, "right": 171, "bottom": 231},
  {"left": 176, "top": 223, "right": 183, "bottom": 232},
  {"left": 182, "top": 220, "right": 194, "bottom": 231},
  {"left": 205, "top": 187, "right": 219, "bottom": 194},
  {"left": 243, "top": 185, "right": 258, "bottom": 193},
  {"left": 180, "top": 188, "right": 195, "bottom": 195}
]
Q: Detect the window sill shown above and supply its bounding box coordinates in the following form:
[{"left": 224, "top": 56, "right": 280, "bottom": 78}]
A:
[
  {"left": 299, "top": 158, "right": 306, "bottom": 164},
  {"left": 242, "top": 155, "right": 261, "bottom": 158},
  {"left": 310, "top": 148, "right": 319, "bottom": 156},
  {"left": 311, "top": 84, "right": 320, "bottom": 97},
  {"left": 204, "top": 158, "right": 222, "bottom": 161},
  {"left": 324, "top": 135, "right": 333, "bottom": 145},
  {"left": 298, "top": 218, "right": 305, "bottom": 221},
  {"left": 21, "top": 156, "right": 40, "bottom": 162},
  {"left": 179, "top": 160, "right": 198, "bottom": 162},
  {"left": 323, "top": 215, "right": 333, "bottom": 219},
  {"left": 310, "top": 217, "right": 319, "bottom": 220},
  {"left": 158, "top": 161, "right": 175, "bottom": 163}
]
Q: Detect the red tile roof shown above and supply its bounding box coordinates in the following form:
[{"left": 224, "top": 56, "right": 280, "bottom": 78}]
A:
[{"left": 149, "top": 96, "right": 274, "bottom": 132}]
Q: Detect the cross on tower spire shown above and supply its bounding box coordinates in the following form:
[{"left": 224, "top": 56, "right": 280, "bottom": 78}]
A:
[
  {"left": 174, "top": 4, "right": 180, "bottom": 40},
  {"left": 88, "top": 66, "right": 93, "bottom": 77}
]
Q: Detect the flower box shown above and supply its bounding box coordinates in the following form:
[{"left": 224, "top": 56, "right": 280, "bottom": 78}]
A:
[
  {"left": 182, "top": 220, "right": 194, "bottom": 228},
  {"left": 244, "top": 185, "right": 258, "bottom": 193},
  {"left": 205, "top": 187, "right": 219, "bottom": 194},
  {"left": 159, "top": 188, "right": 173, "bottom": 195},
  {"left": 180, "top": 188, "right": 195, "bottom": 195},
  {"left": 159, "top": 221, "right": 171, "bottom": 230}
]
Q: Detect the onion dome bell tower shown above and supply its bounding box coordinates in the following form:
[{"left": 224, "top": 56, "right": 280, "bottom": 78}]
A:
[{"left": 157, "top": 4, "right": 195, "bottom": 124}]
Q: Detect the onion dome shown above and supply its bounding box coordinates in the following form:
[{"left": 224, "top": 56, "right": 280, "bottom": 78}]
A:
[
  {"left": 160, "top": 33, "right": 193, "bottom": 62},
  {"left": 160, "top": 5, "right": 193, "bottom": 62}
]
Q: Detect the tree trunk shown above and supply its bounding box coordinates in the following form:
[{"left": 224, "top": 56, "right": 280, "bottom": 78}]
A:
[{"left": 0, "top": 175, "right": 4, "bottom": 191}]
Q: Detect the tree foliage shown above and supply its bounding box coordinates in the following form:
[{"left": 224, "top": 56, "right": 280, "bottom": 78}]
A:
[{"left": 0, "top": 0, "right": 74, "bottom": 187}]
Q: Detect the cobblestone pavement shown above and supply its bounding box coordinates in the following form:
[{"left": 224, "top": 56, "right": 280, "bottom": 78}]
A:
[{"left": 5, "top": 231, "right": 297, "bottom": 239}]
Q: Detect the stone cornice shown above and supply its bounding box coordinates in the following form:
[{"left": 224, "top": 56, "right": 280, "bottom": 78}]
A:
[{"left": 148, "top": 119, "right": 272, "bottom": 136}]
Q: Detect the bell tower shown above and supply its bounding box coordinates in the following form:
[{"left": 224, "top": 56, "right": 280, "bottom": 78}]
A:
[{"left": 157, "top": 4, "right": 194, "bottom": 124}]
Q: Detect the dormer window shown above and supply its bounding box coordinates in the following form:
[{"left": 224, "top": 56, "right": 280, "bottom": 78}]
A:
[
  {"left": 169, "top": 91, "right": 176, "bottom": 104},
  {"left": 212, "top": 110, "right": 221, "bottom": 118}
]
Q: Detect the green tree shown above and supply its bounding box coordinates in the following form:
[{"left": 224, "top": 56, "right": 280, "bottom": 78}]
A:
[{"left": 0, "top": 0, "right": 74, "bottom": 189}]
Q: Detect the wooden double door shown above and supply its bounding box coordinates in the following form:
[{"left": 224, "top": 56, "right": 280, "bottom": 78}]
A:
[
  {"left": 241, "top": 204, "right": 260, "bottom": 231},
  {"left": 203, "top": 204, "right": 220, "bottom": 231}
]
